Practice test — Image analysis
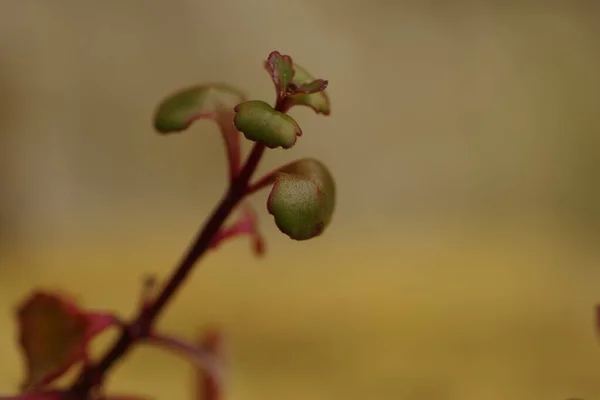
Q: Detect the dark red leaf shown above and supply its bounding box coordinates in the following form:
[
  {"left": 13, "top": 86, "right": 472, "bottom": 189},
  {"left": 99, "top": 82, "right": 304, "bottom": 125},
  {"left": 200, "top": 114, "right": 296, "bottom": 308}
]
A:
[{"left": 17, "top": 291, "right": 117, "bottom": 391}]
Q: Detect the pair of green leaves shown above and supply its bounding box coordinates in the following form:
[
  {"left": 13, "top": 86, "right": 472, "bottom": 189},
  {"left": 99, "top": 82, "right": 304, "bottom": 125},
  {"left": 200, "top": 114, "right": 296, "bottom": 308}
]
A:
[
  {"left": 2, "top": 50, "right": 338, "bottom": 400},
  {"left": 152, "top": 51, "right": 335, "bottom": 242},
  {"left": 231, "top": 52, "right": 329, "bottom": 150},
  {"left": 153, "top": 52, "right": 330, "bottom": 148},
  {"left": 264, "top": 51, "right": 330, "bottom": 115}
]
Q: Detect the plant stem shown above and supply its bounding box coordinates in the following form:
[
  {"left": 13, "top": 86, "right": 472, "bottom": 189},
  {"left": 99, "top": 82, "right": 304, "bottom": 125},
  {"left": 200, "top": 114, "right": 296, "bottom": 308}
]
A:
[
  {"left": 196, "top": 330, "right": 223, "bottom": 400},
  {"left": 68, "top": 143, "right": 266, "bottom": 398}
]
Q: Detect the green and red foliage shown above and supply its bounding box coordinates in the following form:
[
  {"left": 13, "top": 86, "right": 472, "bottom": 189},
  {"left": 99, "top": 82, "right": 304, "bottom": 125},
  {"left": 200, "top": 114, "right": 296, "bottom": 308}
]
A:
[{"left": 1, "top": 51, "right": 334, "bottom": 400}]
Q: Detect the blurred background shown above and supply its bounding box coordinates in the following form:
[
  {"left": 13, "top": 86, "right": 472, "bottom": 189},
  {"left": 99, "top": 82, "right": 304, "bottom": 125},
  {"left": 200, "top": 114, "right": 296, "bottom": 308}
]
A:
[{"left": 0, "top": 1, "right": 599, "bottom": 399}]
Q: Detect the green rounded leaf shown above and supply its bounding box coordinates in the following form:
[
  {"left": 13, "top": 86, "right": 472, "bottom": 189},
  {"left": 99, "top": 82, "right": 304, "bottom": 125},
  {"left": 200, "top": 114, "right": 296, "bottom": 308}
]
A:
[
  {"left": 233, "top": 100, "right": 302, "bottom": 149},
  {"left": 289, "top": 63, "right": 331, "bottom": 115},
  {"left": 267, "top": 158, "right": 335, "bottom": 240},
  {"left": 153, "top": 83, "right": 245, "bottom": 133}
]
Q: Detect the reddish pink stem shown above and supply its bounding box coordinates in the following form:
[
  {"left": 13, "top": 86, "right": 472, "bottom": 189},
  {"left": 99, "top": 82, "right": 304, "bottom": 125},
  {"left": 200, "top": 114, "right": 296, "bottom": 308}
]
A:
[
  {"left": 196, "top": 330, "right": 223, "bottom": 400},
  {"left": 68, "top": 142, "right": 266, "bottom": 398},
  {"left": 245, "top": 174, "right": 275, "bottom": 196},
  {"left": 67, "top": 88, "right": 292, "bottom": 399}
]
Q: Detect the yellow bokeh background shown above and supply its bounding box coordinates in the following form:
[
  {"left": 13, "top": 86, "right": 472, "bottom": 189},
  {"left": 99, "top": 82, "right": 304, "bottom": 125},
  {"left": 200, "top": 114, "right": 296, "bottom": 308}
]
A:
[{"left": 0, "top": 1, "right": 599, "bottom": 399}]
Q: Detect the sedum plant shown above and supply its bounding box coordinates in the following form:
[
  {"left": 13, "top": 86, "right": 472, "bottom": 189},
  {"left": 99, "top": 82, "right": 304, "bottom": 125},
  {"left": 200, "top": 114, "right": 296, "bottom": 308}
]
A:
[{"left": 1, "top": 51, "right": 334, "bottom": 400}]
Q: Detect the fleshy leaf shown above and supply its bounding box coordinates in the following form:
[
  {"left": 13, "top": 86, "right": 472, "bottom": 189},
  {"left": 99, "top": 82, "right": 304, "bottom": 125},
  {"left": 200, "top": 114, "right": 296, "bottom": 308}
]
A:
[
  {"left": 145, "top": 332, "right": 223, "bottom": 385},
  {"left": 17, "top": 291, "right": 117, "bottom": 391},
  {"left": 154, "top": 85, "right": 244, "bottom": 178},
  {"left": 153, "top": 84, "right": 245, "bottom": 133},
  {"left": 266, "top": 158, "right": 335, "bottom": 240},
  {"left": 288, "top": 63, "right": 331, "bottom": 115},
  {"left": 210, "top": 204, "right": 265, "bottom": 256},
  {"left": 265, "top": 51, "right": 294, "bottom": 99},
  {"left": 295, "top": 79, "right": 328, "bottom": 94},
  {"left": 233, "top": 100, "right": 302, "bottom": 149}
]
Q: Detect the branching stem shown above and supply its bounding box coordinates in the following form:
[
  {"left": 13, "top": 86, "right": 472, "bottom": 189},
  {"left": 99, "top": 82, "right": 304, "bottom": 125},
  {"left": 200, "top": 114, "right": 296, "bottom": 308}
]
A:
[{"left": 68, "top": 142, "right": 266, "bottom": 399}]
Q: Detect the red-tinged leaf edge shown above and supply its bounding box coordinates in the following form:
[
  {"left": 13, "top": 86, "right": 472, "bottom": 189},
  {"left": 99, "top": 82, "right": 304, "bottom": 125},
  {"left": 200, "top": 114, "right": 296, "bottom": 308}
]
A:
[
  {"left": 295, "top": 79, "right": 328, "bottom": 94},
  {"left": 153, "top": 85, "right": 246, "bottom": 179},
  {"left": 153, "top": 84, "right": 246, "bottom": 134},
  {"left": 209, "top": 204, "right": 265, "bottom": 256},
  {"left": 263, "top": 52, "right": 329, "bottom": 110},
  {"left": 287, "top": 61, "right": 331, "bottom": 115},
  {"left": 247, "top": 158, "right": 336, "bottom": 240},
  {"left": 144, "top": 332, "right": 224, "bottom": 385},
  {"left": 17, "top": 291, "right": 118, "bottom": 391},
  {"left": 265, "top": 51, "right": 294, "bottom": 99},
  {"left": 233, "top": 100, "right": 302, "bottom": 149}
]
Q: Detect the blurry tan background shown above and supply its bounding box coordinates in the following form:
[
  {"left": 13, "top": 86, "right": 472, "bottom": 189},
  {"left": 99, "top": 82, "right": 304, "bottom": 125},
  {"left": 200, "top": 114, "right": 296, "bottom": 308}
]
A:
[{"left": 1, "top": 1, "right": 600, "bottom": 399}]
